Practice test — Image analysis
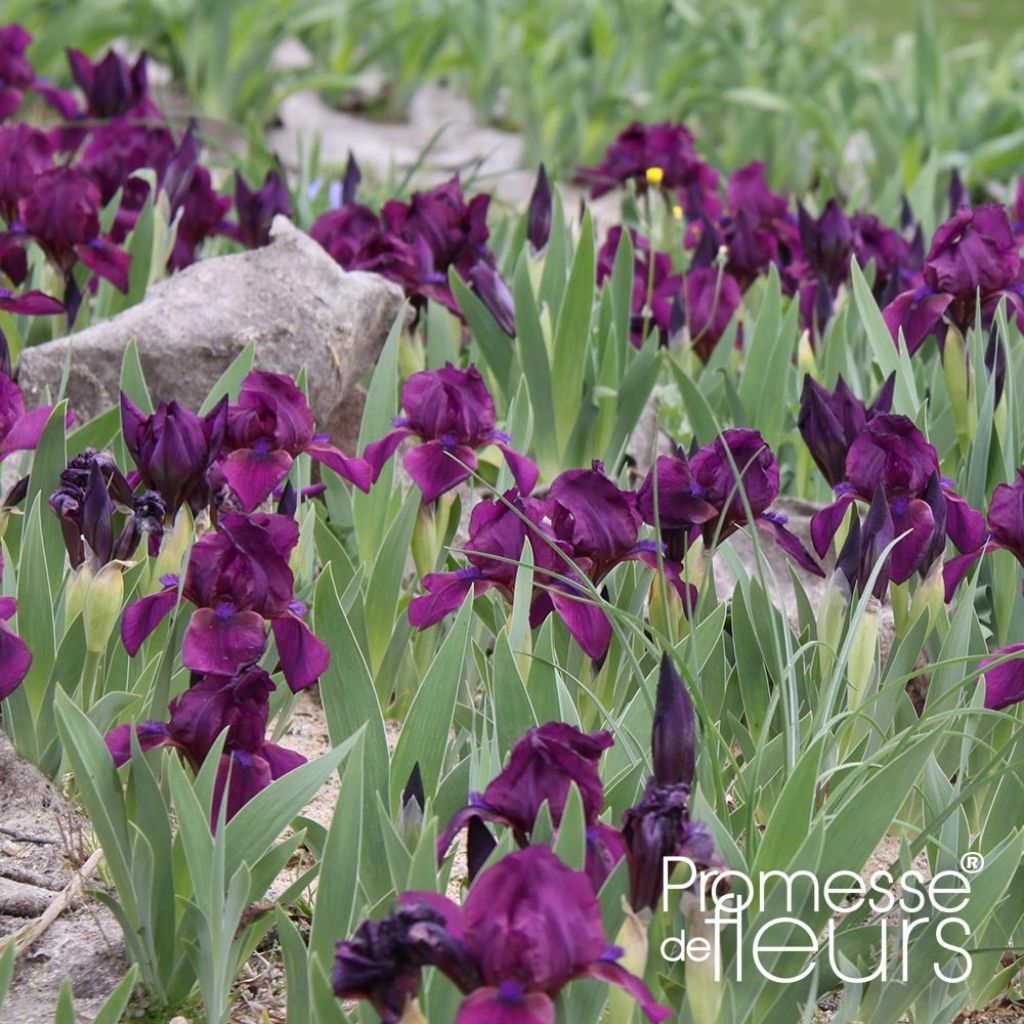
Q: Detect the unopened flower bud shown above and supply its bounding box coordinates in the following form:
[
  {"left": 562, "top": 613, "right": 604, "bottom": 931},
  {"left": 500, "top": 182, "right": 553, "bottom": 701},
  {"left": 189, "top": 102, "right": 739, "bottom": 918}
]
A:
[{"left": 84, "top": 560, "right": 128, "bottom": 653}]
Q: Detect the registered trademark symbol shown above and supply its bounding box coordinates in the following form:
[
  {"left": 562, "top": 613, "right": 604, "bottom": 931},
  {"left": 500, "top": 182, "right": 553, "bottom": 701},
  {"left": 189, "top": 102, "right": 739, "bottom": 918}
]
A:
[{"left": 960, "top": 852, "right": 984, "bottom": 873}]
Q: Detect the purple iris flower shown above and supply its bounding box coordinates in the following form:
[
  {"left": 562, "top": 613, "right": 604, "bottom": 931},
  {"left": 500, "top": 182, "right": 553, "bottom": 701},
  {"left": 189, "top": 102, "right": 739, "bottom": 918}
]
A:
[
  {"left": 49, "top": 449, "right": 162, "bottom": 569},
  {"left": 220, "top": 370, "right": 372, "bottom": 512},
  {"left": 795, "top": 200, "right": 853, "bottom": 338},
  {"left": 979, "top": 644, "right": 1024, "bottom": 711},
  {"left": 595, "top": 226, "right": 682, "bottom": 347},
  {"left": 810, "top": 415, "right": 985, "bottom": 586},
  {"left": 527, "top": 163, "right": 552, "bottom": 251},
  {"left": 1, "top": 166, "right": 130, "bottom": 307},
  {"left": 336, "top": 846, "right": 671, "bottom": 1023},
  {"left": 380, "top": 176, "right": 493, "bottom": 312},
  {"left": 0, "top": 551, "right": 31, "bottom": 700},
  {"left": 883, "top": 205, "right": 1024, "bottom": 354},
  {"left": 576, "top": 119, "right": 720, "bottom": 221},
  {"left": 688, "top": 428, "right": 823, "bottom": 575},
  {"left": 104, "top": 665, "right": 305, "bottom": 823},
  {"left": 121, "top": 511, "right": 329, "bottom": 691},
  {"left": 797, "top": 372, "right": 895, "bottom": 489},
  {"left": 121, "top": 392, "right": 227, "bottom": 517},
  {"left": 437, "top": 722, "right": 613, "bottom": 860},
  {"left": 311, "top": 203, "right": 424, "bottom": 295},
  {"left": 637, "top": 447, "right": 718, "bottom": 561},
  {"left": 364, "top": 363, "right": 537, "bottom": 503},
  {"left": 408, "top": 487, "right": 614, "bottom": 658},
  {"left": 943, "top": 468, "right": 1024, "bottom": 599},
  {"left": 228, "top": 169, "right": 292, "bottom": 249},
  {"left": 850, "top": 212, "right": 919, "bottom": 306},
  {"left": 0, "top": 25, "right": 34, "bottom": 121},
  {"left": 0, "top": 124, "right": 53, "bottom": 224},
  {"left": 682, "top": 266, "right": 742, "bottom": 363},
  {"left": 66, "top": 48, "right": 151, "bottom": 119}
]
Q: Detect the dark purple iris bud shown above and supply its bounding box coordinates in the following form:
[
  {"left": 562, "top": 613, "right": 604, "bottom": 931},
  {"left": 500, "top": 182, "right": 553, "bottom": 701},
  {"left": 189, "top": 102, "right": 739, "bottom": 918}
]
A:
[
  {"left": 121, "top": 392, "right": 228, "bottom": 517},
  {"left": 466, "top": 817, "right": 497, "bottom": 884},
  {"left": 364, "top": 363, "right": 537, "bottom": 503},
  {"left": 811, "top": 415, "right": 985, "bottom": 587},
  {"left": 883, "top": 205, "right": 1024, "bottom": 355},
  {"left": 979, "top": 644, "right": 1024, "bottom": 711},
  {"left": 112, "top": 489, "right": 167, "bottom": 560},
  {"left": 66, "top": 48, "right": 150, "bottom": 119},
  {"left": 621, "top": 779, "right": 718, "bottom": 912},
  {"left": 385, "top": 846, "right": 671, "bottom": 1023},
  {"left": 0, "top": 551, "right": 31, "bottom": 700},
  {"left": 167, "top": 164, "right": 232, "bottom": 271},
  {"left": 683, "top": 266, "right": 742, "bottom": 363},
  {"left": 105, "top": 665, "right": 305, "bottom": 823},
  {"left": 15, "top": 165, "right": 130, "bottom": 293},
  {"left": 0, "top": 287, "right": 63, "bottom": 316},
  {"left": 221, "top": 370, "right": 371, "bottom": 511},
  {"left": 49, "top": 452, "right": 137, "bottom": 569},
  {"left": 527, "top": 163, "right": 552, "bottom": 251},
  {"left": 797, "top": 372, "right": 895, "bottom": 489},
  {"left": 943, "top": 468, "right": 1024, "bottom": 600},
  {"left": 596, "top": 226, "right": 683, "bottom": 347},
  {"left": 229, "top": 169, "right": 292, "bottom": 249},
  {"left": 652, "top": 654, "right": 695, "bottom": 788},
  {"left": 0, "top": 124, "right": 53, "bottom": 222},
  {"left": 637, "top": 448, "right": 718, "bottom": 561},
  {"left": 332, "top": 903, "right": 451, "bottom": 1023},
  {"left": 0, "top": 25, "right": 34, "bottom": 121},
  {"left": 836, "top": 486, "right": 895, "bottom": 599},
  {"left": 948, "top": 169, "right": 969, "bottom": 215},
  {"left": 121, "top": 511, "right": 329, "bottom": 690},
  {"left": 341, "top": 150, "right": 361, "bottom": 205},
  {"left": 437, "top": 722, "right": 613, "bottom": 860},
  {"left": 468, "top": 262, "right": 516, "bottom": 337},
  {"left": 162, "top": 122, "right": 201, "bottom": 211}
]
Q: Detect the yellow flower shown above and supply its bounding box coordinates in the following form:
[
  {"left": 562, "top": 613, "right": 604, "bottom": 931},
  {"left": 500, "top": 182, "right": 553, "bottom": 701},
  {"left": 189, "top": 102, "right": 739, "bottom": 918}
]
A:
[
  {"left": 645, "top": 166, "right": 665, "bottom": 186},
  {"left": 672, "top": 204, "right": 683, "bottom": 220}
]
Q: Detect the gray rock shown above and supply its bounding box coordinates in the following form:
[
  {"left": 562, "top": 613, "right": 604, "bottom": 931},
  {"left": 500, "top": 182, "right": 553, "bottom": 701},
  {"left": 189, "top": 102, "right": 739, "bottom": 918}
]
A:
[{"left": 16, "top": 217, "right": 404, "bottom": 443}]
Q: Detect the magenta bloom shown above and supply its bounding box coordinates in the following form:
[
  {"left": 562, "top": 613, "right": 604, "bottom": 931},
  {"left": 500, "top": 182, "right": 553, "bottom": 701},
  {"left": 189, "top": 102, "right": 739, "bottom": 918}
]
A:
[
  {"left": 121, "top": 511, "right": 328, "bottom": 690},
  {"left": 689, "top": 429, "right": 823, "bottom": 575},
  {"left": 380, "top": 176, "right": 493, "bottom": 310},
  {"left": 408, "top": 488, "right": 614, "bottom": 658},
  {"left": 220, "top": 370, "right": 371, "bottom": 511},
  {"left": 0, "top": 552, "right": 31, "bottom": 700},
  {"left": 105, "top": 665, "right": 305, "bottom": 822},
  {"left": 438, "top": 722, "right": 613, "bottom": 860},
  {"left": 979, "top": 644, "right": 1024, "bottom": 711},
  {"left": 683, "top": 266, "right": 742, "bottom": 363},
  {"left": 576, "top": 120, "right": 720, "bottom": 220},
  {"left": 943, "top": 469, "right": 1024, "bottom": 599},
  {"left": 637, "top": 448, "right": 718, "bottom": 560},
  {"left": 883, "top": 205, "right": 1024, "bottom": 354},
  {"left": 335, "top": 846, "right": 671, "bottom": 1024},
  {"left": 121, "top": 392, "right": 227, "bottom": 516},
  {"left": 797, "top": 372, "right": 895, "bottom": 489},
  {"left": 364, "top": 364, "right": 537, "bottom": 503},
  {"left": 0, "top": 369, "right": 61, "bottom": 463},
  {"left": 0, "top": 25, "right": 34, "bottom": 121},
  {"left": 3, "top": 166, "right": 130, "bottom": 299},
  {"left": 811, "top": 415, "right": 985, "bottom": 587}
]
